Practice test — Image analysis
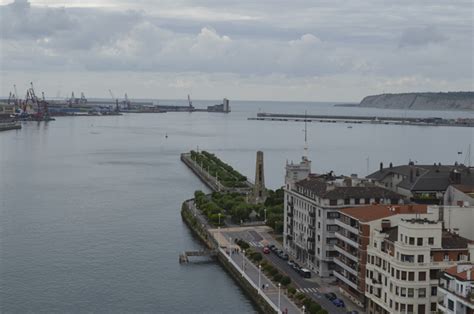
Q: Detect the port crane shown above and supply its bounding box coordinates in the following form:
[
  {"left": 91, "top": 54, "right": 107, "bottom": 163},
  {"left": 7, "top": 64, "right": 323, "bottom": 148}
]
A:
[
  {"left": 109, "top": 89, "right": 119, "bottom": 112},
  {"left": 124, "top": 93, "right": 131, "bottom": 110}
]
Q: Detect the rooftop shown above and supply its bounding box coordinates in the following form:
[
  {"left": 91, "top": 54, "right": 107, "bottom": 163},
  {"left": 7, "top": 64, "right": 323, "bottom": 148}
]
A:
[
  {"left": 367, "top": 163, "right": 474, "bottom": 192},
  {"left": 381, "top": 226, "right": 474, "bottom": 249},
  {"left": 295, "top": 174, "right": 403, "bottom": 200},
  {"left": 340, "top": 204, "right": 427, "bottom": 222},
  {"left": 444, "top": 264, "right": 474, "bottom": 282}
]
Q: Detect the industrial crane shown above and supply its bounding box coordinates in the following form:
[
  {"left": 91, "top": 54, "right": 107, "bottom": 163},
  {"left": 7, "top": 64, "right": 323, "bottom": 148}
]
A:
[{"left": 109, "top": 89, "right": 119, "bottom": 112}]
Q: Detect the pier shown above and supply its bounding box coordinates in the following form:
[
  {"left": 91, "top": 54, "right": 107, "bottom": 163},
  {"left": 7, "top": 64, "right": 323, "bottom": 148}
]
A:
[
  {"left": 179, "top": 249, "right": 217, "bottom": 263},
  {"left": 0, "top": 122, "right": 21, "bottom": 132},
  {"left": 180, "top": 152, "right": 253, "bottom": 194},
  {"left": 249, "top": 112, "right": 474, "bottom": 127}
]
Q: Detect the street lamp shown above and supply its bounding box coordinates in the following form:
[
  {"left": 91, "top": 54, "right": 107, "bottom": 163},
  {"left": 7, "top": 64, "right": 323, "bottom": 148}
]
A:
[
  {"left": 258, "top": 265, "right": 262, "bottom": 294},
  {"left": 229, "top": 237, "right": 232, "bottom": 255},
  {"left": 242, "top": 250, "right": 245, "bottom": 272},
  {"left": 278, "top": 283, "right": 281, "bottom": 311},
  {"left": 302, "top": 305, "right": 305, "bottom": 313},
  {"left": 264, "top": 208, "right": 267, "bottom": 223},
  {"left": 218, "top": 213, "right": 221, "bottom": 226}
]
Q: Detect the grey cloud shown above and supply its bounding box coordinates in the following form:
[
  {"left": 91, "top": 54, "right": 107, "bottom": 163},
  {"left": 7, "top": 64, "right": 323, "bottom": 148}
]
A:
[{"left": 398, "top": 26, "right": 447, "bottom": 47}]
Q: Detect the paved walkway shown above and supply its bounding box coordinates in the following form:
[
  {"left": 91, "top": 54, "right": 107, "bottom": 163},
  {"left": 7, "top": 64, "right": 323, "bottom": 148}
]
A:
[{"left": 225, "top": 249, "right": 302, "bottom": 314}]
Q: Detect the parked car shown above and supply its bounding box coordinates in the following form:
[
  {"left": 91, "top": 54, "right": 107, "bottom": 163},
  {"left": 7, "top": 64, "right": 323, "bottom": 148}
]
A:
[
  {"left": 268, "top": 244, "right": 275, "bottom": 250},
  {"left": 332, "top": 299, "right": 345, "bottom": 307},
  {"left": 281, "top": 253, "right": 289, "bottom": 260},
  {"left": 287, "top": 260, "right": 295, "bottom": 267},
  {"left": 263, "top": 247, "right": 270, "bottom": 254},
  {"left": 324, "top": 293, "right": 337, "bottom": 301}
]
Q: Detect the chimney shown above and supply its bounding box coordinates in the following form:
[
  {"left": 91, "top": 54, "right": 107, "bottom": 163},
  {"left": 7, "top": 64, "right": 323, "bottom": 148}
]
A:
[
  {"left": 380, "top": 162, "right": 383, "bottom": 172},
  {"left": 381, "top": 219, "right": 391, "bottom": 230},
  {"left": 410, "top": 168, "right": 414, "bottom": 183}
]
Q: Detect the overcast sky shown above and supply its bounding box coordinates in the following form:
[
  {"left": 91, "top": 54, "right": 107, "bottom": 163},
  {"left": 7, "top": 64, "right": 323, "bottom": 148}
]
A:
[{"left": 0, "top": 0, "right": 472, "bottom": 101}]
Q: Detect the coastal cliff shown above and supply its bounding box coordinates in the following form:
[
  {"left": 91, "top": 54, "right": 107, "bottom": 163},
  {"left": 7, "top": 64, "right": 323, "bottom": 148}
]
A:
[{"left": 359, "top": 92, "right": 473, "bottom": 110}]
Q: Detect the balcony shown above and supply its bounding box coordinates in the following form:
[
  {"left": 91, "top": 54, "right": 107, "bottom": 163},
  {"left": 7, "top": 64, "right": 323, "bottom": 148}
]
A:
[
  {"left": 334, "top": 243, "right": 359, "bottom": 262},
  {"left": 335, "top": 219, "right": 359, "bottom": 235},
  {"left": 308, "top": 249, "right": 315, "bottom": 255},
  {"left": 334, "top": 256, "right": 358, "bottom": 276},
  {"left": 287, "top": 211, "right": 293, "bottom": 218},
  {"left": 309, "top": 211, "right": 315, "bottom": 218},
  {"left": 333, "top": 269, "right": 359, "bottom": 290},
  {"left": 286, "top": 234, "right": 293, "bottom": 241},
  {"left": 335, "top": 231, "right": 359, "bottom": 248},
  {"left": 307, "top": 237, "right": 315, "bottom": 243}
]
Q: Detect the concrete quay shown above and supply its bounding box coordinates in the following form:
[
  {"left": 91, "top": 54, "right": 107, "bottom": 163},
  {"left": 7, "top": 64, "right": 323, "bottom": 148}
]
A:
[{"left": 181, "top": 200, "right": 301, "bottom": 314}]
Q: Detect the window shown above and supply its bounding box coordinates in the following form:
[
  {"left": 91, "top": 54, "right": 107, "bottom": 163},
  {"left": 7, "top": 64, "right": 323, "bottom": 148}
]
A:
[
  {"left": 418, "top": 255, "right": 424, "bottom": 263},
  {"left": 431, "top": 286, "right": 437, "bottom": 296},
  {"left": 430, "top": 303, "right": 437, "bottom": 311},
  {"left": 365, "top": 198, "right": 370, "bottom": 204},
  {"left": 318, "top": 210, "right": 321, "bottom": 217},
  {"left": 355, "top": 198, "right": 360, "bottom": 205},
  {"left": 417, "top": 238, "right": 423, "bottom": 246},
  {"left": 409, "top": 237, "right": 415, "bottom": 245},
  {"left": 408, "top": 288, "right": 414, "bottom": 297},
  {"left": 419, "top": 271, "right": 426, "bottom": 281},
  {"left": 419, "top": 288, "right": 426, "bottom": 297},
  {"left": 448, "top": 299, "right": 454, "bottom": 311},
  {"left": 430, "top": 269, "right": 439, "bottom": 280},
  {"left": 401, "top": 271, "right": 407, "bottom": 280},
  {"left": 329, "top": 199, "right": 337, "bottom": 206},
  {"left": 428, "top": 237, "right": 434, "bottom": 245},
  {"left": 400, "top": 288, "right": 406, "bottom": 297},
  {"left": 396, "top": 270, "right": 400, "bottom": 279},
  {"left": 408, "top": 272, "right": 415, "bottom": 281}
]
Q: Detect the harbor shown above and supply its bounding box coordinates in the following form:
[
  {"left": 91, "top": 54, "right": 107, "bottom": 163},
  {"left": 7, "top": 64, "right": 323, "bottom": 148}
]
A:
[{"left": 249, "top": 112, "right": 474, "bottom": 127}]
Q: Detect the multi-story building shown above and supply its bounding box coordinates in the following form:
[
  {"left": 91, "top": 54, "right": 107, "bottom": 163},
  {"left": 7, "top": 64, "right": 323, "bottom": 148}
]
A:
[
  {"left": 438, "top": 264, "right": 474, "bottom": 314},
  {"left": 283, "top": 164, "right": 404, "bottom": 277},
  {"left": 365, "top": 218, "right": 474, "bottom": 314},
  {"left": 367, "top": 162, "right": 474, "bottom": 204},
  {"left": 444, "top": 185, "right": 474, "bottom": 206},
  {"left": 334, "top": 204, "right": 432, "bottom": 307}
]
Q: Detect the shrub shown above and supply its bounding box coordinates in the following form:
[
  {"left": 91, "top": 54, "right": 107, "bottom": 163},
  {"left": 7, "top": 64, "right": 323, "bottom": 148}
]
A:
[
  {"left": 287, "top": 286, "right": 296, "bottom": 295},
  {"left": 309, "top": 303, "right": 321, "bottom": 314},
  {"left": 252, "top": 252, "right": 262, "bottom": 262},
  {"left": 269, "top": 268, "right": 279, "bottom": 276},
  {"left": 315, "top": 310, "right": 327, "bottom": 314},
  {"left": 273, "top": 273, "right": 282, "bottom": 282},
  {"left": 303, "top": 298, "right": 312, "bottom": 308},
  {"left": 296, "top": 292, "right": 305, "bottom": 300},
  {"left": 280, "top": 276, "right": 291, "bottom": 286}
]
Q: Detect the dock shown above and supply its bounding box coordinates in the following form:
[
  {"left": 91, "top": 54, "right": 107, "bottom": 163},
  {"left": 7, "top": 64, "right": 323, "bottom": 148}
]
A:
[
  {"left": 179, "top": 249, "right": 217, "bottom": 263},
  {"left": 249, "top": 112, "right": 474, "bottom": 127},
  {"left": 0, "top": 122, "right": 21, "bottom": 132}
]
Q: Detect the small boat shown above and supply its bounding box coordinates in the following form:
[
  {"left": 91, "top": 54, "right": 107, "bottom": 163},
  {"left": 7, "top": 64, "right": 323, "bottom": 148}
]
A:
[
  {"left": 347, "top": 126, "right": 353, "bottom": 129},
  {"left": 165, "top": 133, "right": 168, "bottom": 138}
]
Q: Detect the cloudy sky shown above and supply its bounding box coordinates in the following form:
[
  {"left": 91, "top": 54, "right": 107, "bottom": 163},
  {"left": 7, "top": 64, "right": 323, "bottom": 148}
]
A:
[{"left": 0, "top": 0, "right": 472, "bottom": 101}]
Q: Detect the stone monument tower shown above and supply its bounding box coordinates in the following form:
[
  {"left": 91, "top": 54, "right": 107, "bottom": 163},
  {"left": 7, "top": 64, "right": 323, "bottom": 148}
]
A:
[{"left": 253, "top": 151, "right": 267, "bottom": 204}]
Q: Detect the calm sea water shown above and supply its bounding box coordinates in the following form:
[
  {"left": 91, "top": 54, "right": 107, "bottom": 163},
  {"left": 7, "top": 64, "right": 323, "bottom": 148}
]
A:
[{"left": 0, "top": 101, "right": 473, "bottom": 313}]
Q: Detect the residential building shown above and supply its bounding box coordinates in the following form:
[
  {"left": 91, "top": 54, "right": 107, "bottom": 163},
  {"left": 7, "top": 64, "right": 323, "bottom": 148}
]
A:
[
  {"left": 334, "top": 204, "right": 434, "bottom": 307},
  {"left": 367, "top": 162, "right": 474, "bottom": 204},
  {"left": 438, "top": 264, "right": 474, "bottom": 314},
  {"left": 283, "top": 168, "right": 404, "bottom": 277},
  {"left": 365, "top": 218, "right": 474, "bottom": 314},
  {"left": 445, "top": 185, "right": 474, "bottom": 206}
]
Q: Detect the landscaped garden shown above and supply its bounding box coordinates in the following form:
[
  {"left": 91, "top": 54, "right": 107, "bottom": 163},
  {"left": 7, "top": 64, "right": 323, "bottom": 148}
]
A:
[{"left": 190, "top": 150, "right": 249, "bottom": 188}]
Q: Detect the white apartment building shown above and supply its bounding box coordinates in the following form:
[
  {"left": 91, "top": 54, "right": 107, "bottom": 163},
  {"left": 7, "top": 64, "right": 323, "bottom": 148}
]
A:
[
  {"left": 438, "top": 264, "right": 474, "bottom": 314},
  {"left": 283, "top": 159, "right": 404, "bottom": 277},
  {"left": 365, "top": 218, "right": 474, "bottom": 314}
]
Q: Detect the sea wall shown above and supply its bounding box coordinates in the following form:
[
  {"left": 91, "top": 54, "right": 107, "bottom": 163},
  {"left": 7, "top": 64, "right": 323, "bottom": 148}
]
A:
[
  {"left": 180, "top": 202, "right": 278, "bottom": 314},
  {"left": 359, "top": 92, "right": 474, "bottom": 110}
]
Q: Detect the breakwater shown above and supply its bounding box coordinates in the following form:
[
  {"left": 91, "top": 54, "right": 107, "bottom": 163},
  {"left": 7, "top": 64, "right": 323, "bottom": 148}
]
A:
[
  {"left": 180, "top": 201, "right": 280, "bottom": 313},
  {"left": 249, "top": 112, "right": 474, "bottom": 127}
]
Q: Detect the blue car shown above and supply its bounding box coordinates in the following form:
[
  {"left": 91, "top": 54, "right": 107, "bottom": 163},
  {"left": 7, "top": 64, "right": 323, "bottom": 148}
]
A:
[{"left": 332, "top": 299, "right": 345, "bottom": 307}]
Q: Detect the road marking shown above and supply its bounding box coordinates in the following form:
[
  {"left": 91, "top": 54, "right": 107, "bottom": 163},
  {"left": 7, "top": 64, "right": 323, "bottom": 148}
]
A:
[{"left": 297, "top": 288, "right": 319, "bottom": 294}]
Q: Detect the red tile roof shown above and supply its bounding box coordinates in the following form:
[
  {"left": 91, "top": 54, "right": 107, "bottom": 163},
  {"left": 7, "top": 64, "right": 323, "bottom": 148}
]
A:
[
  {"left": 445, "top": 264, "right": 474, "bottom": 281},
  {"left": 340, "top": 204, "right": 428, "bottom": 222}
]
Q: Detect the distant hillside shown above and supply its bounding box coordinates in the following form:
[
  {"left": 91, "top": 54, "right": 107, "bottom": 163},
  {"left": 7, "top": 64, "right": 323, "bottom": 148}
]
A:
[{"left": 359, "top": 92, "right": 474, "bottom": 111}]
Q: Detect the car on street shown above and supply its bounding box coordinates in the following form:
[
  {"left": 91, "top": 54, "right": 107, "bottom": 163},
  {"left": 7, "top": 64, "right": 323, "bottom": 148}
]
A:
[
  {"left": 324, "top": 293, "right": 337, "bottom": 301},
  {"left": 281, "top": 253, "right": 289, "bottom": 260},
  {"left": 346, "top": 311, "right": 359, "bottom": 314},
  {"left": 299, "top": 268, "right": 311, "bottom": 278},
  {"left": 332, "top": 299, "right": 345, "bottom": 307},
  {"left": 287, "top": 260, "right": 295, "bottom": 267},
  {"left": 268, "top": 244, "right": 275, "bottom": 250},
  {"left": 263, "top": 247, "right": 270, "bottom": 254}
]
